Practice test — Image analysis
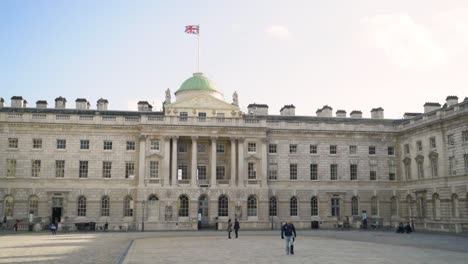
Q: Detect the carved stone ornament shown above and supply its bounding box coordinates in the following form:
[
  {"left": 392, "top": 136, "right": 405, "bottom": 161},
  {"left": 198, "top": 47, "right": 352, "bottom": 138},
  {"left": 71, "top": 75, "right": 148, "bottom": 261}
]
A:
[{"left": 165, "top": 88, "right": 171, "bottom": 104}]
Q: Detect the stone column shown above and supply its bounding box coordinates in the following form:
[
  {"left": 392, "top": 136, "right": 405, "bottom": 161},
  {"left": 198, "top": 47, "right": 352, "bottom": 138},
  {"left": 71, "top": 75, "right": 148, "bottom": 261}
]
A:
[
  {"left": 191, "top": 136, "right": 198, "bottom": 187},
  {"left": 237, "top": 137, "right": 245, "bottom": 187},
  {"left": 211, "top": 137, "right": 217, "bottom": 187},
  {"left": 138, "top": 135, "right": 147, "bottom": 187},
  {"left": 171, "top": 136, "right": 178, "bottom": 186},
  {"left": 163, "top": 136, "right": 171, "bottom": 186},
  {"left": 261, "top": 138, "right": 268, "bottom": 187},
  {"left": 230, "top": 138, "right": 236, "bottom": 187}
]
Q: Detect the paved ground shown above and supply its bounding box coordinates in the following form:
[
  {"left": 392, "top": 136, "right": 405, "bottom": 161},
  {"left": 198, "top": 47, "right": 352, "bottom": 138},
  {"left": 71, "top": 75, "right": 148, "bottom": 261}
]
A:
[{"left": 1, "top": 230, "right": 467, "bottom": 264}]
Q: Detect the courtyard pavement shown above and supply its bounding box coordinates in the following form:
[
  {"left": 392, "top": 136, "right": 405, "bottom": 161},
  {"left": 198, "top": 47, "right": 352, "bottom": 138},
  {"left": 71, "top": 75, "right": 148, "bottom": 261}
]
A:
[{"left": 0, "top": 230, "right": 467, "bottom": 264}]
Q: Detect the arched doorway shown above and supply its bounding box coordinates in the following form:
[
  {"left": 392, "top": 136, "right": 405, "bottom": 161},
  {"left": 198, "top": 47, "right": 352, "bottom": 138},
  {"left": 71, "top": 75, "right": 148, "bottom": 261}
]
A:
[
  {"left": 198, "top": 195, "right": 209, "bottom": 228},
  {"left": 147, "top": 194, "right": 159, "bottom": 220}
]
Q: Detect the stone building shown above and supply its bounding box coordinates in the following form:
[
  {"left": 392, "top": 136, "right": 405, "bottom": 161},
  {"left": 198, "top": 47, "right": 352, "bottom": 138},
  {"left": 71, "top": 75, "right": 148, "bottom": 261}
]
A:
[{"left": 1, "top": 73, "right": 467, "bottom": 232}]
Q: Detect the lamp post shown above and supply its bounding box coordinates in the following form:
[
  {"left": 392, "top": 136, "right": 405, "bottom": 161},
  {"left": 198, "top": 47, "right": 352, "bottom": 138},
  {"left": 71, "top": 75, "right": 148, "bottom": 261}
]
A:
[{"left": 141, "top": 200, "right": 145, "bottom": 232}]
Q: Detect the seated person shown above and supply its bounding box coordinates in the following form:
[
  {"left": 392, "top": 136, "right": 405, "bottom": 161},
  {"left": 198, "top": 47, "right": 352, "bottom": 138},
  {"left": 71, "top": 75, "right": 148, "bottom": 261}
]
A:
[
  {"left": 405, "top": 222, "right": 412, "bottom": 233},
  {"left": 396, "top": 222, "right": 405, "bottom": 233}
]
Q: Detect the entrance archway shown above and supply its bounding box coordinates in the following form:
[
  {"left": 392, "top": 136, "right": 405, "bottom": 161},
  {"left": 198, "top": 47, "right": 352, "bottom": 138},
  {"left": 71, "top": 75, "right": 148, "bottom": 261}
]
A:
[{"left": 198, "top": 195, "right": 209, "bottom": 228}]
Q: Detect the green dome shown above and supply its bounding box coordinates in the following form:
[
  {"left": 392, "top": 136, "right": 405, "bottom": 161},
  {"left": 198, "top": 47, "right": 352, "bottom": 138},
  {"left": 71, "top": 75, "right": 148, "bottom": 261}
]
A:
[{"left": 176, "top": 73, "right": 218, "bottom": 94}]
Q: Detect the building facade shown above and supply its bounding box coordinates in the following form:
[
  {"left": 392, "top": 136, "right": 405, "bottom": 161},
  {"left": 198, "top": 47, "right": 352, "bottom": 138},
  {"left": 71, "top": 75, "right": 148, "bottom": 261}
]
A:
[{"left": 1, "top": 73, "right": 468, "bottom": 232}]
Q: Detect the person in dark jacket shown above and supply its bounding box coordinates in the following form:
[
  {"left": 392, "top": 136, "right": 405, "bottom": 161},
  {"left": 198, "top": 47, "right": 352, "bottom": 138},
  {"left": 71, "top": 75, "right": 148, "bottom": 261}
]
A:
[
  {"left": 281, "top": 221, "right": 297, "bottom": 255},
  {"left": 227, "top": 219, "right": 233, "bottom": 239},
  {"left": 234, "top": 219, "right": 240, "bottom": 238},
  {"left": 405, "top": 222, "right": 412, "bottom": 233}
]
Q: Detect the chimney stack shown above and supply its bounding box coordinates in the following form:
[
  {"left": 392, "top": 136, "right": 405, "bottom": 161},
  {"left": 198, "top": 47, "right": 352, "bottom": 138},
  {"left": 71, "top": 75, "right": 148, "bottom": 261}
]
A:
[
  {"left": 336, "top": 110, "right": 346, "bottom": 118},
  {"left": 317, "top": 105, "right": 333, "bottom": 117},
  {"left": 11, "top": 96, "right": 24, "bottom": 108},
  {"left": 280, "top": 105, "right": 295, "bottom": 116},
  {"left": 55, "top": 97, "right": 67, "bottom": 109},
  {"left": 446, "top": 96, "right": 458, "bottom": 107},
  {"left": 247, "top": 103, "right": 269, "bottom": 115},
  {"left": 423, "top": 102, "right": 441, "bottom": 113},
  {"left": 350, "top": 110, "right": 362, "bottom": 118},
  {"left": 0, "top": 97, "right": 5, "bottom": 108},
  {"left": 371, "top": 107, "right": 384, "bottom": 119},
  {"left": 36, "top": 100, "right": 48, "bottom": 109},
  {"left": 138, "top": 101, "right": 153, "bottom": 112},
  {"left": 97, "top": 98, "right": 109, "bottom": 111}
]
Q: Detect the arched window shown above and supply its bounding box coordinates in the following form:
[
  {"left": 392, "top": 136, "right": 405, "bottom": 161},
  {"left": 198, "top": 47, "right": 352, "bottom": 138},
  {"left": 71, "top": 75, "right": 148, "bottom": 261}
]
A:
[
  {"left": 452, "top": 194, "right": 459, "bottom": 217},
  {"left": 28, "top": 195, "right": 39, "bottom": 216},
  {"left": 178, "top": 195, "right": 189, "bottom": 217},
  {"left": 390, "top": 196, "right": 397, "bottom": 216},
  {"left": 4, "top": 196, "right": 14, "bottom": 217},
  {"left": 148, "top": 194, "right": 158, "bottom": 202},
  {"left": 269, "top": 197, "right": 277, "bottom": 217},
  {"left": 371, "top": 196, "right": 378, "bottom": 216},
  {"left": 351, "top": 196, "right": 358, "bottom": 216},
  {"left": 432, "top": 193, "right": 440, "bottom": 220},
  {"left": 77, "top": 196, "right": 86, "bottom": 216},
  {"left": 290, "top": 196, "right": 298, "bottom": 216},
  {"left": 124, "top": 196, "right": 133, "bottom": 217},
  {"left": 101, "top": 196, "right": 110, "bottom": 217},
  {"left": 247, "top": 195, "right": 257, "bottom": 217},
  {"left": 218, "top": 195, "right": 228, "bottom": 217},
  {"left": 311, "top": 196, "right": 318, "bottom": 216}
]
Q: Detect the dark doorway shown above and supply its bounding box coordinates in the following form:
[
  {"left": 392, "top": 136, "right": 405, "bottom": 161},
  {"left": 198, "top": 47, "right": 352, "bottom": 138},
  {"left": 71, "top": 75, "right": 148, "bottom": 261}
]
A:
[
  {"left": 198, "top": 195, "right": 209, "bottom": 228},
  {"left": 52, "top": 207, "right": 62, "bottom": 223}
]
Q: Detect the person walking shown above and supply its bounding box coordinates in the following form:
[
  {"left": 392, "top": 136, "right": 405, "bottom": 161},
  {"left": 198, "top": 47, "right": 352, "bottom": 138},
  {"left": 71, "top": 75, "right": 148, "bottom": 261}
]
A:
[
  {"left": 234, "top": 218, "right": 240, "bottom": 238},
  {"left": 281, "top": 221, "right": 297, "bottom": 255},
  {"left": 227, "top": 219, "right": 233, "bottom": 239},
  {"left": 49, "top": 222, "right": 57, "bottom": 235},
  {"left": 14, "top": 219, "right": 19, "bottom": 232}
]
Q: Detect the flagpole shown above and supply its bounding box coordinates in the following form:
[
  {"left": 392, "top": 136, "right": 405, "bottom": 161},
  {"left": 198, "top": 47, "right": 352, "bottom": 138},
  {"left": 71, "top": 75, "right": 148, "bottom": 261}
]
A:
[{"left": 197, "top": 24, "right": 200, "bottom": 72}]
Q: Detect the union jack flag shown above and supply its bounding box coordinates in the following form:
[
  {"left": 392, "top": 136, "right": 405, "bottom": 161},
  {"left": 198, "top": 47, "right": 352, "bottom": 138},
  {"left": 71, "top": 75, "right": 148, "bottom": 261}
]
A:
[{"left": 185, "top": 25, "right": 199, "bottom": 35}]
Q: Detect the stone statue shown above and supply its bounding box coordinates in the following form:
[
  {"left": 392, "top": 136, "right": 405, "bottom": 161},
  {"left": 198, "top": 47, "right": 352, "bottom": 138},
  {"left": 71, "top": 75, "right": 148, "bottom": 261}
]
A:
[
  {"left": 232, "top": 91, "right": 239, "bottom": 106},
  {"left": 165, "top": 88, "right": 171, "bottom": 104}
]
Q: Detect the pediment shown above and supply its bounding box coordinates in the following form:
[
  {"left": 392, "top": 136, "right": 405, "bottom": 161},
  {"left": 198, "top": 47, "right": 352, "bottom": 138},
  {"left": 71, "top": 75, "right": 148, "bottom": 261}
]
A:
[
  {"left": 245, "top": 154, "right": 261, "bottom": 161},
  {"left": 167, "top": 94, "right": 239, "bottom": 111},
  {"left": 146, "top": 153, "right": 163, "bottom": 159}
]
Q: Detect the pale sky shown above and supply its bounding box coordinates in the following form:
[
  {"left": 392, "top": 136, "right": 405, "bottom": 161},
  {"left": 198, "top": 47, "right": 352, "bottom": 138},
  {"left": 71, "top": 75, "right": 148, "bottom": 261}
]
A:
[{"left": 1, "top": 0, "right": 467, "bottom": 118}]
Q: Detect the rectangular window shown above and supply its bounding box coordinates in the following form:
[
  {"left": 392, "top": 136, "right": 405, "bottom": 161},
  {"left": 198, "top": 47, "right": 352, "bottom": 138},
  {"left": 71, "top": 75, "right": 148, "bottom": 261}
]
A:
[
  {"left": 430, "top": 137, "right": 436, "bottom": 149},
  {"left": 103, "top": 140, "right": 113, "bottom": 150},
  {"left": 198, "top": 112, "right": 206, "bottom": 122},
  {"left": 310, "top": 144, "right": 318, "bottom": 154},
  {"left": 80, "top": 140, "right": 89, "bottom": 150},
  {"left": 8, "top": 138, "right": 18, "bottom": 148},
  {"left": 179, "top": 112, "right": 188, "bottom": 121},
  {"left": 268, "top": 164, "right": 278, "bottom": 180},
  {"left": 178, "top": 164, "right": 188, "bottom": 180},
  {"left": 289, "top": 144, "right": 297, "bottom": 153},
  {"left": 331, "top": 198, "right": 340, "bottom": 217},
  {"left": 349, "top": 145, "right": 357, "bottom": 155},
  {"left": 248, "top": 142, "right": 256, "bottom": 153},
  {"left": 290, "top": 164, "right": 297, "bottom": 180},
  {"left": 431, "top": 158, "right": 439, "bottom": 177},
  {"left": 447, "top": 134, "right": 455, "bottom": 146},
  {"left": 369, "top": 146, "right": 376, "bottom": 155},
  {"left": 464, "top": 154, "right": 468, "bottom": 174},
  {"left": 7, "top": 159, "right": 16, "bottom": 177},
  {"left": 417, "top": 160, "right": 424, "bottom": 179},
  {"left": 216, "top": 144, "right": 225, "bottom": 153},
  {"left": 416, "top": 141, "right": 422, "bottom": 152},
  {"left": 178, "top": 143, "right": 188, "bottom": 153},
  {"left": 310, "top": 164, "right": 318, "bottom": 180},
  {"left": 79, "top": 161, "right": 88, "bottom": 178},
  {"left": 389, "top": 172, "right": 396, "bottom": 181},
  {"left": 33, "top": 138, "right": 42, "bottom": 149},
  {"left": 461, "top": 130, "right": 468, "bottom": 143},
  {"left": 57, "top": 139, "right": 66, "bottom": 149},
  {"left": 217, "top": 113, "right": 225, "bottom": 122},
  {"left": 197, "top": 165, "right": 207, "bottom": 180},
  {"left": 330, "top": 145, "right": 337, "bottom": 154},
  {"left": 102, "top": 161, "right": 112, "bottom": 178},
  {"left": 405, "top": 163, "right": 411, "bottom": 180},
  {"left": 330, "top": 164, "right": 338, "bottom": 180},
  {"left": 388, "top": 146, "right": 394, "bottom": 155},
  {"left": 101, "top": 198, "right": 110, "bottom": 217},
  {"left": 370, "top": 170, "right": 377, "bottom": 181},
  {"left": 216, "top": 165, "right": 225, "bottom": 180},
  {"left": 55, "top": 160, "right": 65, "bottom": 178},
  {"left": 150, "top": 140, "right": 160, "bottom": 151},
  {"left": 126, "top": 141, "right": 135, "bottom": 150},
  {"left": 404, "top": 144, "right": 410, "bottom": 154},
  {"left": 248, "top": 163, "right": 256, "bottom": 179},
  {"left": 269, "top": 144, "right": 277, "bottom": 154},
  {"left": 125, "top": 161, "right": 135, "bottom": 178},
  {"left": 350, "top": 164, "right": 357, "bottom": 180},
  {"left": 150, "top": 161, "right": 159, "bottom": 178},
  {"left": 449, "top": 156, "right": 455, "bottom": 176},
  {"left": 31, "top": 160, "right": 41, "bottom": 177},
  {"left": 198, "top": 144, "right": 206, "bottom": 153}
]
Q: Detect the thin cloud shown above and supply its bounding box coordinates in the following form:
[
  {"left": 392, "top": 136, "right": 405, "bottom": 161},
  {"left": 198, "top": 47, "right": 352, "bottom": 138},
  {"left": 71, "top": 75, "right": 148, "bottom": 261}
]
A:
[
  {"left": 361, "top": 13, "right": 447, "bottom": 69},
  {"left": 267, "top": 25, "right": 291, "bottom": 39}
]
